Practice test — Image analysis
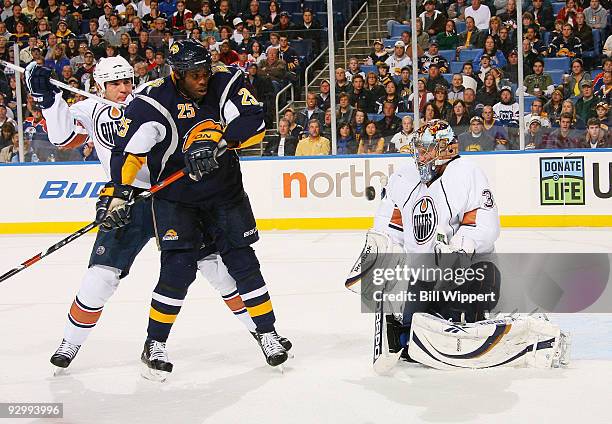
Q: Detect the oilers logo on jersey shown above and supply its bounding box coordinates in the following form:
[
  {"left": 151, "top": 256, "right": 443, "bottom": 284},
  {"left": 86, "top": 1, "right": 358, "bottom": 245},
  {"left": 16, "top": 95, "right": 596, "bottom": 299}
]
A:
[
  {"left": 412, "top": 196, "right": 438, "bottom": 244},
  {"left": 93, "top": 105, "right": 124, "bottom": 149}
]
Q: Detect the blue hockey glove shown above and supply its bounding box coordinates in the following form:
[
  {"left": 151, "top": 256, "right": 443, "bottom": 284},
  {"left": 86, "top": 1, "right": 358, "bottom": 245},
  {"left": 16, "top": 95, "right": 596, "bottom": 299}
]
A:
[
  {"left": 24, "top": 62, "right": 61, "bottom": 109},
  {"left": 184, "top": 140, "right": 227, "bottom": 181}
]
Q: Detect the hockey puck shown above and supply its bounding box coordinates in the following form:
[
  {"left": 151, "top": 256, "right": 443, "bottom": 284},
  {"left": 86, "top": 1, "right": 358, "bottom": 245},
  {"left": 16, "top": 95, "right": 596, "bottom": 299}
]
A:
[{"left": 365, "top": 186, "right": 376, "bottom": 201}]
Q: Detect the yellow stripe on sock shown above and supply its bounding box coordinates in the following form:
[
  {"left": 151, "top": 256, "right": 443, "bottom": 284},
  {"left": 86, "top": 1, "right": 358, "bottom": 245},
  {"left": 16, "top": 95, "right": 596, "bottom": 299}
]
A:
[
  {"left": 246, "top": 300, "right": 273, "bottom": 317},
  {"left": 149, "top": 307, "right": 177, "bottom": 324}
]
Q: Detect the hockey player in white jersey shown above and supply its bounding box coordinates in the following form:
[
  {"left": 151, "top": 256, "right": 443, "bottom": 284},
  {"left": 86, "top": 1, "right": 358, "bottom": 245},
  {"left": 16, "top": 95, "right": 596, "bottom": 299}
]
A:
[
  {"left": 24, "top": 57, "right": 289, "bottom": 374},
  {"left": 351, "top": 119, "right": 569, "bottom": 371}
]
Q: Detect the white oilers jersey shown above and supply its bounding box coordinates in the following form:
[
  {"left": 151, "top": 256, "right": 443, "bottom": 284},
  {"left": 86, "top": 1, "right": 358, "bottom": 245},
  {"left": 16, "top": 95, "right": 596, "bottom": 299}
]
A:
[
  {"left": 384, "top": 157, "right": 500, "bottom": 253},
  {"left": 42, "top": 92, "right": 150, "bottom": 189},
  {"left": 373, "top": 187, "right": 405, "bottom": 247}
]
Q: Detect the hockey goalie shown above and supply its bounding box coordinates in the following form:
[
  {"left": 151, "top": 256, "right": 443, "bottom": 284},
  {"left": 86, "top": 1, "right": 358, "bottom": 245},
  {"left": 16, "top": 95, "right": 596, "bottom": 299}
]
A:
[{"left": 347, "top": 119, "right": 571, "bottom": 372}]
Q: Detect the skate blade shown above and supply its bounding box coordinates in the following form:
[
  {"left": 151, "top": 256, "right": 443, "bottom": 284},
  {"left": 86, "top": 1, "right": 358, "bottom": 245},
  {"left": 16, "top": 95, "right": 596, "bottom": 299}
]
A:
[
  {"left": 53, "top": 366, "right": 69, "bottom": 377},
  {"left": 140, "top": 363, "right": 170, "bottom": 382},
  {"left": 373, "top": 351, "right": 403, "bottom": 376}
]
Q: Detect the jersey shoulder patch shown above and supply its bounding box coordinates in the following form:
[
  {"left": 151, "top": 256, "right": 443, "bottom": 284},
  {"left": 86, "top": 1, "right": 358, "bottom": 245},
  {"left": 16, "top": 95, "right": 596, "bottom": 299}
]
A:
[{"left": 211, "top": 63, "right": 231, "bottom": 74}]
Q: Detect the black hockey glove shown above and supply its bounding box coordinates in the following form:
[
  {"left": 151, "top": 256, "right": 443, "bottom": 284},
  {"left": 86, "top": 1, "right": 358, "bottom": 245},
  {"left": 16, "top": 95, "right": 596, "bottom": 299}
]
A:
[
  {"left": 24, "top": 62, "right": 61, "bottom": 109},
  {"left": 95, "top": 182, "right": 135, "bottom": 232},
  {"left": 184, "top": 140, "right": 227, "bottom": 181}
]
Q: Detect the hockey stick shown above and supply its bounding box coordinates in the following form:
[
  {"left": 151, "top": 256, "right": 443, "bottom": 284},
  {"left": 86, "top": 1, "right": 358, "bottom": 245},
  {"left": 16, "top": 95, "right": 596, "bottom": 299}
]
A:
[
  {"left": 0, "top": 60, "right": 122, "bottom": 109},
  {"left": 0, "top": 168, "right": 187, "bottom": 283}
]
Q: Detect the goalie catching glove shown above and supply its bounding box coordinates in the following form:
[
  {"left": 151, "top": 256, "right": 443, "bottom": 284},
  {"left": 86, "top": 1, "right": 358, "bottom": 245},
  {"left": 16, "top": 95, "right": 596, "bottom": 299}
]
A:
[
  {"left": 95, "top": 182, "right": 134, "bottom": 231},
  {"left": 184, "top": 139, "right": 227, "bottom": 181}
]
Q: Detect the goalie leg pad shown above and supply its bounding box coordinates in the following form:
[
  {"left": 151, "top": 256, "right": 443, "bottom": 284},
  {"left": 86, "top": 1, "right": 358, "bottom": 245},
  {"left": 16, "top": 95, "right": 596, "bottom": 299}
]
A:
[{"left": 407, "top": 313, "right": 567, "bottom": 370}]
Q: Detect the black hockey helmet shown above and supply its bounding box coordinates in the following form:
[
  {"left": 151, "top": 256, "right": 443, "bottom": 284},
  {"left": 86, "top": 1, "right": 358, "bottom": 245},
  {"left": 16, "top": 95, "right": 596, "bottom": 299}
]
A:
[{"left": 167, "top": 39, "right": 212, "bottom": 74}]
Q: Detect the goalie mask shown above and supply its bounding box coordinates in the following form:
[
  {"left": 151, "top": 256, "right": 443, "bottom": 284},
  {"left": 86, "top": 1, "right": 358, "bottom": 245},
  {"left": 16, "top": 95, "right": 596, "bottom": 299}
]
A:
[
  {"left": 410, "top": 119, "right": 458, "bottom": 183},
  {"left": 93, "top": 56, "right": 134, "bottom": 99}
]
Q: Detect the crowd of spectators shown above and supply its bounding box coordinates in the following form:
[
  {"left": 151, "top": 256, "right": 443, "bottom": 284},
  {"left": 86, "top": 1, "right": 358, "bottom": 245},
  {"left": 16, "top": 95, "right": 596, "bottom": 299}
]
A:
[
  {"left": 264, "top": 0, "right": 611, "bottom": 156},
  {"left": 0, "top": 0, "right": 330, "bottom": 162}
]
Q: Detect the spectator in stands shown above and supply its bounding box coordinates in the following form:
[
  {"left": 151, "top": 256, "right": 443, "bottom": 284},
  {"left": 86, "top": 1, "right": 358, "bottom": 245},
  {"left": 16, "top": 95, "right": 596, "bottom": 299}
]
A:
[
  {"left": 408, "top": 77, "right": 434, "bottom": 114},
  {"left": 365, "top": 71, "right": 386, "bottom": 100},
  {"left": 520, "top": 39, "right": 538, "bottom": 76},
  {"left": 295, "top": 119, "right": 331, "bottom": 156},
  {"left": 556, "top": 0, "right": 582, "bottom": 26},
  {"left": 336, "top": 123, "right": 358, "bottom": 155},
  {"left": 465, "top": 0, "right": 490, "bottom": 31},
  {"left": 201, "top": 17, "right": 220, "bottom": 40},
  {"left": 432, "top": 85, "right": 453, "bottom": 120},
  {"left": 242, "top": 0, "right": 261, "bottom": 28},
  {"left": 459, "top": 116, "right": 495, "bottom": 151},
  {"left": 423, "top": 102, "right": 438, "bottom": 122},
  {"left": 524, "top": 98, "right": 552, "bottom": 129},
  {"left": 478, "top": 16, "right": 502, "bottom": 48},
  {"left": 214, "top": 0, "right": 234, "bottom": 28},
  {"left": 249, "top": 40, "right": 266, "bottom": 62},
  {"left": 448, "top": 0, "right": 467, "bottom": 23},
  {"left": 44, "top": 45, "right": 70, "bottom": 76},
  {"left": 463, "top": 87, "right": 477, "bottom": 116},
  {"left": 583, "top": 0, "right": 608, "bottom": 30},
  {"left": 149, "top": 51, "right": 171, "bottom": 78},
  {"left": 497, "top": 26, "right": 513, "bottom": 57},
  {"left": 264, "top": 118, "right": 297, "bottom": 156},
  {"left": 492, "top": 87, "right": 520, "bottom": 147},
  {"left": 603, "top": 34, "right": 612, "bottom": 57},
  {"left": 346, "top": 58, "right": 365, "bottom": 83},
  {"left": 573, "top": 13, "right": 595, "bottom": 53},
  {"left": 498, "top": 0, "right": 518, "bottom": 30},
  {"left": 560, "top": 98, "right": 586, "bottom": 129},
  {"left": 448, "top": 99, "right": 471, "bottom": 135},
  {"left": 525, "top": 117, "right": 546, "bottom": 149},
  {"left": 544, "top": 86, "right": 565, "bottom": 123},
  {"left": 219, "top": 40, "right": 239, "bottom": 64},
  {"left": 5, "top": 4, "right": 30, "bottom": 34},
  {"left": 358, "top": 120, "right": 385, "bottom": 154},
  {"left": 541, "top": 113, "right": 583, "bottom": 148},
  {"left": 104, "top": 14, "right": 127, "bottom": 47},
  {"left": 529, "top": 0, "right": 554, "bottom": 31},
  {"left": 594, "top": 102, "right": 611, "bottom": 129},
  {"left": 549, "top": 23, "right": 583, "bottom": 58},
  {"left": 335, "top": 68, "right": 352, "bottom": 94},
  {"left": 297, "top": 8, "right": 323, "bottom": 54},
  {"left": 386, "top": 0, "right": 411, "bottom": 36},
  {"left": 250, "top": 15, "right": 268, "bottom": 44},
  {"left": 134, "top": 61, "right": 151, "bottom": 86},
  {"left": 524, "top": 59, "right": 555, "bottom": 97},
  {"left": 376, "top": 80, "right": 404, "bottom": 113},
  {"left": 351, "top": 109, "right": 367, "bottom": 142},
  {"left": 385, "top": 41, "right": 412, "bottom": 77},
  {"left": 481, "top": 104, "right": 498, "bottom": 132},
  {"left": 366, "top": 39, "right": 389, "bottom": 66},
  {"left": 297, "top": 92, "right": 325, "bottom": 129},
  {"left": 475, "top": 36, "right": 507, "bottom": 73},
  {"left": 0, "top": 132, "right": 37, "bottom": 163},
  {"left": 273, "top": 11, "right": 296, "bottom": 35},
  {"left": 315, "top": 79, "right": 331, "bottom": 111},
  {"left": 476, "top": 72, "right": 500, "bottom": 106},
  {"left": 337, "top": 93, "right": 356, "bottom": 126},
  {"left": 278, "top": 35, "right": 299, "bottom": 73},
  {"left": 257, "top": 47, "right": 286, "bottom": 92},
  {"left": 170, "top": 0, "right": 192, "bottom": 30},
  {"left": 576, "top": 80, "right": 598, "bottom": 122},
  {"left": 437, "top": 20, "right": 459, "bottom": 51},
  {"left": 583, "top": 117, "right": 611, "bottom": 148},
  {"left": 348, "top": 75, "right": 374, "bottom": 113},
  {"left": 0, "top": 121, "right": 15, "bottom": 149},
  {"left": 420, "top": 0, "right": 446, "bottom": 36},
  {"left": 461, "top": 62, "right": 480, "bottom": 90},
  {"left": 596, "top": 72, "right": 611, "bottom": 105},
  {"left": 448, "top": 74, "right": 466, "bottom": 103},
  {"left": 565, "top": 58, "right": 592, "bottom": 98},
  {"left": 425, "top": 63, "right": 449, "bottom": 92},
  {"left": 389, "top": 116, "right": 413, "bottom": 153},
  {"left": 412, "top": 19, "right": 431, "bottom": 52},
  {"left": 376, "top": 100, "right": 402, "bottom": 139},
  {"left": 502, "top": 49, "right": 519, "bottom": 84},
  {"left": 284, "top": 107, "right": 304, "bottom": 138},
  {"left": 264, "top": 1, "right": 280, "bottom": 29},
  {"left": 396, "top": 67, "right": 412, "bottom": 97},
  {"left": 419, "top": 40, "right": 449, "bottom": 73},
  {"left": 593, "top": 58, "right": 612, "bottom": 91},
  {"left": 457, "top": 16, "right": 482, "bottom": 50}
]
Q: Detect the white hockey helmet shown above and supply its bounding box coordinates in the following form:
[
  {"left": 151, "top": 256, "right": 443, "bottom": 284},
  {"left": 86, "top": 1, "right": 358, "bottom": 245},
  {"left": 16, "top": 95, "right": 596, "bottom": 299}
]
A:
[
  {"left": 93, "top": 56, "right": 134, "bottom": 97},
  {"left": 410, "top": 119, "right": 458, "bottom": 183}
]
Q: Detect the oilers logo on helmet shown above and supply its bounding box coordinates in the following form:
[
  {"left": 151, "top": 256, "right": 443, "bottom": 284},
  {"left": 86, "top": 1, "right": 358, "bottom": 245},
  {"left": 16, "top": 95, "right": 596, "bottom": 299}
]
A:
[
  {"left": 412, "top": 196, "right": 438, "bottom": 244},
  {"left": 93, "top": 106, "right": 125, "bottom": 149}
]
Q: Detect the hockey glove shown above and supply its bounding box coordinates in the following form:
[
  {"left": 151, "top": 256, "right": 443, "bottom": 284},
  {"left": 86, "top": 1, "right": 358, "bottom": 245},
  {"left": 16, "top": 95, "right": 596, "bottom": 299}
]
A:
[
  {"left": 25, "top": 62, "right": 61, "bottom": 109},
  {"left": 95, "top": 182, "right": 135, "bottom": 232},
  {"left": 184, "top": 140, "right": 227, "bottom": 181}
]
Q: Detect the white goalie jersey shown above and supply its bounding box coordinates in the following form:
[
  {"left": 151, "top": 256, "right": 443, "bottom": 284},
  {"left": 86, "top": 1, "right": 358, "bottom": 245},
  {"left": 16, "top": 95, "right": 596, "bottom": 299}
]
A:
[
  {"left": 42, "top": 92, "right": 151, "bottom": 189},
  {"left": 374, "top": 157, "right": 500, "bottom": 253}
]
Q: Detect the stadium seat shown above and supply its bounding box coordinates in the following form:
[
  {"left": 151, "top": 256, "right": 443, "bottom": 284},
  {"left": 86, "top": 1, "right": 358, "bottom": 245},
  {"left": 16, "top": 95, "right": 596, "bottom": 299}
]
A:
[
  {"left": 303, "top": 0, "right": 325, "bottom": 13},
  {"left": 361, "top": 65, "right": 377, "bottom": 74},
  {"left": 291, "top": 39, "right": 313, "bottom": 61},
  {"left": 592, "top": 29, "right": 603, "bottom": 56},
  {"left": 291, "top": 12, "right": 303, "bottom": 24},
  {"left": 455, "top": 21, "right": 466, "bottom": 34},
  {"left": 383, "top": 39, "right": 395, "bottom": 48},
  {"left": 548, "top": 70, "right": 564, "bottom": 85},
  {"left": 282, "top": 0, "right": 301, "bottom": 14},
  {"left": 542, "top": 31, "right": 551, "bottom": 45},
  {"left": 317, "top": 12, "right": 343, "bottom": 29},
  {"left": 450, "top": 62, "right": 465, "bottom": 74},
  {"left": 544, "top": 57, "right": 570, "bottom": 72},
  {"left": 397, "top": 113, "right": 414, "bottom": 120},
  {"left": 459, "top": 49, "right": 480, "bottom": 62},
  {"left": 552, "top": 2, "right": 564, "bottom": 15},
  {"left": 368, "top": 113, "right": 384, "bottom": 121},
  {"left": 438, "top": 50, "right": 455, "bottom": 63},
  {"left": 442, "top": 73, "right": 452, "bottom": 83},
  {"left": 523, "top": 96, "right": 536, "bottom": 111},
  {"left": 260, "top": 1, "right": 270, "bottom": 12},
  {"left": 391, "top": 24, "right": 410, "bottom": 38}
]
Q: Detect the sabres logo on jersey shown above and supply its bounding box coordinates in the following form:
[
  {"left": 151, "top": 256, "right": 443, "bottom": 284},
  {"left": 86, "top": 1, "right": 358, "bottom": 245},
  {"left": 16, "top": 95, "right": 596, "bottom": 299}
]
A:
[
  {"left": 162, "top": 229, "right": 179, "bottom": 241},
  {"left": 169, "top": 43, "right": 180, "bottom": 55},
  {"left": 412, "top": 196, "right": 438, "bottom": 244},
  {"left": 93, "top": 105, "right": 125, "bottom": 149},
  {"left": 182, "top": 119, "right": 224, "bottom": 152}
]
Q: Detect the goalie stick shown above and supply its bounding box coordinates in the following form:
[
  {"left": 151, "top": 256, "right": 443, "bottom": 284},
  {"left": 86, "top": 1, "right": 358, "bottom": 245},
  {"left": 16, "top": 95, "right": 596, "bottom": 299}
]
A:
[{"left": 0, "top": 168, "right": 187, "bottom": 284}]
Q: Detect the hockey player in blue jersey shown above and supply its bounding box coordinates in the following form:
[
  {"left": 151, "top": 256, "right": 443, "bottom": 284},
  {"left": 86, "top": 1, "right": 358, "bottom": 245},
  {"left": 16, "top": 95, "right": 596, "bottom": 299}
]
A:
[{"left": 97, "top": 39, "right": 289, "bottom": 380}]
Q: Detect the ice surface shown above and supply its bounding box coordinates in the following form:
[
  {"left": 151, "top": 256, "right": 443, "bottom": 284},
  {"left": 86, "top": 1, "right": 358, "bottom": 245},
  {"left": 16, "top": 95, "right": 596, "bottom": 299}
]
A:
[{"left": 1, "top": 229, "right": 611, "bottom": 424}]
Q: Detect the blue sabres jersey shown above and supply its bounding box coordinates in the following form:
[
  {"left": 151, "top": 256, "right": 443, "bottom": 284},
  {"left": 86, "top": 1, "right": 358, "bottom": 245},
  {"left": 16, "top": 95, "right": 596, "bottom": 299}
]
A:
[{"left": 110, "top": 65, "right": 266, "bottom": 204}]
